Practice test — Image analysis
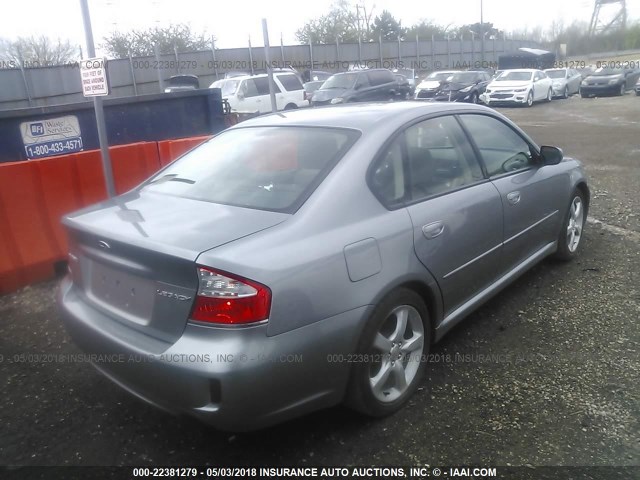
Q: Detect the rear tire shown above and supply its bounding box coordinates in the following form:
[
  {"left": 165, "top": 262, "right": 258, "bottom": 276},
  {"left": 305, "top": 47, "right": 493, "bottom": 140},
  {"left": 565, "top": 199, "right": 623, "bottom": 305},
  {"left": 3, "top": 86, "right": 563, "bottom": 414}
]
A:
[
  {"left": 284, "top": 103, "right": 297, "bottom": 110},
  {"left": 554, "top": 189, "right": 587, "bottom": 261},
  {"left": 346, "top": 288, "right": 431, "bottom": 417},
  {"left": 469, "top": 92, "right": 478, "bottom": 104}
]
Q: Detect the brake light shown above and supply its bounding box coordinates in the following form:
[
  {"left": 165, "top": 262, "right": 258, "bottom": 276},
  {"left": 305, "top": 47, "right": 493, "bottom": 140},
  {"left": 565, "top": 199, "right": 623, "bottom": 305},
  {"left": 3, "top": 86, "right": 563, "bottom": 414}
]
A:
[{"left": 190, "top": 267, "right": 271, "bottom": 325}]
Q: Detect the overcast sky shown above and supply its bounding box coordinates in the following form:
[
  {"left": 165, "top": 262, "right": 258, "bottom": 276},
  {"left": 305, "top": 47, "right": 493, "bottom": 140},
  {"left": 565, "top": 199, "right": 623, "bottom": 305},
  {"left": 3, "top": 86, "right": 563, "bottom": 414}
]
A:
[{"left": 1, "top": 0, "right": 638, "bottom": 53}]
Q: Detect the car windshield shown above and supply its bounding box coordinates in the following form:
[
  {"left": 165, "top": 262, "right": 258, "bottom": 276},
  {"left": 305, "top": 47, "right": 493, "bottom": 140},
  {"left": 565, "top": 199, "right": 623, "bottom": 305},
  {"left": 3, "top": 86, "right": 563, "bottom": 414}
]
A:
[
  {"left": 322, "top": 73, "right": 358, "bottom": 89},
  {"left": 143, "top": 127, "right": 360, "bottom": 213},
  {"left": 546, "top": 70, "right": 567, "bottom": 79},
  {"left": 426, "top": 71, "right": 454, "bottom": 81},
  {"left": 211, "top": 79, "right": 241, "bottom": 96},
  {"left": 449, "top": 72, "right": 478, "bottom": 83},
  {"left": 592, "top": 67, "right": 624, "bottom": 76},
  {"left": 496, "top": 71, "right": 533, "bottom": 81}
]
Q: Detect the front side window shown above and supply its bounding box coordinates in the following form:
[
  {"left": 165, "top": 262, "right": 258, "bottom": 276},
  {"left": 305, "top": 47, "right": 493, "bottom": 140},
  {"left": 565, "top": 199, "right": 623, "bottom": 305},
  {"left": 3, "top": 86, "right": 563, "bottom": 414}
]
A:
[
  {"left": 460, "top": 114, "right": 535, "bottom": 176},
  {"left": 144, "top": 127, "right": 359, "bottom": 213}
]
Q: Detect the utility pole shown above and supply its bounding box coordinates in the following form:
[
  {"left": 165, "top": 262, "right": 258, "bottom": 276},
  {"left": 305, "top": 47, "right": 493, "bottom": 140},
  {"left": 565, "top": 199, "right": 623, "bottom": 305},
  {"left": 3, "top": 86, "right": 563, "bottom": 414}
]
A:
[
  {"left": 79, "top": 0, "right": 115, "bottom": 198},
  {"left": 262, "top": 19, "right": 277, "bottom": 113},
  {"left": 480, "top": 0, "right": 485, "bottom": 63}
]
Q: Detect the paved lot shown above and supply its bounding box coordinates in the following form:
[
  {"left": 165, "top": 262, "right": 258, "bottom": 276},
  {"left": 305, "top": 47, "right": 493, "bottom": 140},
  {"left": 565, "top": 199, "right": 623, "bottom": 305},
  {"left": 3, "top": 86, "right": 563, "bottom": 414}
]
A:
[{"left": 1, "top": 93, "right": 639, "bottom": 469}]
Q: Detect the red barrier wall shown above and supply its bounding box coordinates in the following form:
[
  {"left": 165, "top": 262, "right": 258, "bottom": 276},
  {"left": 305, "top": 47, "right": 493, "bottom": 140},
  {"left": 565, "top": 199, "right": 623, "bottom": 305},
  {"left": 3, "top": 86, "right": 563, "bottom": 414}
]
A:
[
  {"left": 157, "top": 135, "right": 212, "bottom": 167},
  {"left": 0, "top": 141, "right": 163, "bottom": 295}
]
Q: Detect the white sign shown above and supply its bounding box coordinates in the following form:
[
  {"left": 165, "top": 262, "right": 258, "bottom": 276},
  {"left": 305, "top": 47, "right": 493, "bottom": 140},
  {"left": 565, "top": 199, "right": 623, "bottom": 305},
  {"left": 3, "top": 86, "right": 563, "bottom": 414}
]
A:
[
  {"left": 20, "top": 115, "right": 83, "bottom": 159},
  {"left": 80, "top": 57, "right": 109, "bottom": 97}
]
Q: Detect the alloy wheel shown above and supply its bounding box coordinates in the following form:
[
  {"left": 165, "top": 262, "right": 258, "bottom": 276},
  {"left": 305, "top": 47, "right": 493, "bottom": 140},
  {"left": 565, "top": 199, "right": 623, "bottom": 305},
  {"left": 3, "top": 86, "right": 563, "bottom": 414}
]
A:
[
  {"left": 567, "top": 196, "right": 584, "bottom": 253},
  {"left": 369, "top": 305, "right": 425, "bottom": 403}
]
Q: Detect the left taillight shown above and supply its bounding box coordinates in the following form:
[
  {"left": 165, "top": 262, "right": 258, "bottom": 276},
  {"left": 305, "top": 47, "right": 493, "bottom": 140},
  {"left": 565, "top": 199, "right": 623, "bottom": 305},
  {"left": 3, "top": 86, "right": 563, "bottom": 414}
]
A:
[{"left": 189, "top": 266, "right": 271, "bottom": 325}]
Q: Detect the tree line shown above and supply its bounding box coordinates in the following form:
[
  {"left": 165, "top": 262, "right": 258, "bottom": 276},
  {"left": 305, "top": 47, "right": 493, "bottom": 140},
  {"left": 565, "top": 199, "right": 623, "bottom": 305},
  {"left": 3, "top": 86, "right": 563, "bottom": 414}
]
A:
[{"left": 1, "top": 1, "right": 639, "bottom": 64}]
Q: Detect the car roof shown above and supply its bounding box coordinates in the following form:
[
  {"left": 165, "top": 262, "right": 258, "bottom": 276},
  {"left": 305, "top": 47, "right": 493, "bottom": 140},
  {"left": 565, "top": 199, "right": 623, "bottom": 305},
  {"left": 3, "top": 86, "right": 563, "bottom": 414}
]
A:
[
  {"left": 501, "top": 69, "right": 538, "bottom": 73},
  {"left": 230, "top": 102, "right": 493, "bottom": 132}
]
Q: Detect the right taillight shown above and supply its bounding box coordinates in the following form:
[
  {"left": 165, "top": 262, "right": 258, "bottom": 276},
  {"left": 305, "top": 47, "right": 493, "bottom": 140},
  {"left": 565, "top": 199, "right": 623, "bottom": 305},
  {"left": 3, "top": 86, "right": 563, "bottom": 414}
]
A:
[{"left": 190, "top": 266, "right": 271, "bottom": 325}]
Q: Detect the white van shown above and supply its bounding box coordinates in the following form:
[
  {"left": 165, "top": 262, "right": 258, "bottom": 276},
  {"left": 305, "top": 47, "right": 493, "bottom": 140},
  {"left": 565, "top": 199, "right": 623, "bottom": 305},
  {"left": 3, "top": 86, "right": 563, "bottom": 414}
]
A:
[{"left": 210, "top": 72, "right": 309, "bottom": 113}]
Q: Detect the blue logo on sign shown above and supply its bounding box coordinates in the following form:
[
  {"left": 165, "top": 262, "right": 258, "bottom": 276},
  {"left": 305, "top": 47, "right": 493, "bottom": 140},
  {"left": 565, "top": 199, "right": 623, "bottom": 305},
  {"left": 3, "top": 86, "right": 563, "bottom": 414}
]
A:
[{"left": 30, "top": 123, "right": 45, "bottom": 136}]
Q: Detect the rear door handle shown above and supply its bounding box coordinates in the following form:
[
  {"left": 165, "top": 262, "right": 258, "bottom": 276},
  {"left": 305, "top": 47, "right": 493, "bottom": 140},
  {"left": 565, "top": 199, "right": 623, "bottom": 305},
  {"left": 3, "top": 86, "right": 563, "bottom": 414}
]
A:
[
  {"left": 507, "top": 191, "right": 521, "bottom": 205},
  {"left": 422, "top": 221, "right": 445, "bottom": 239}
]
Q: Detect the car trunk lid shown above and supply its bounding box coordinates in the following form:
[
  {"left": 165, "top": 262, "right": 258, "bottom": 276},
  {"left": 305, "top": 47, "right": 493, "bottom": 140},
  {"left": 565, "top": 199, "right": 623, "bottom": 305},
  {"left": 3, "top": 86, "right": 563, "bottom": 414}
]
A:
[{"left": 64, "top": 191, "right": 288, "bottom": 344}]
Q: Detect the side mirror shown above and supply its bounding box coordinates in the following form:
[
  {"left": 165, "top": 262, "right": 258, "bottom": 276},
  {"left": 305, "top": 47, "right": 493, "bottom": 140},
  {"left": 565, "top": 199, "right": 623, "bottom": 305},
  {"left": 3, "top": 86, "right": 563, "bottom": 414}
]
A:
[{"left": 540, "top": 145, "right": 563, "bottom": 165}]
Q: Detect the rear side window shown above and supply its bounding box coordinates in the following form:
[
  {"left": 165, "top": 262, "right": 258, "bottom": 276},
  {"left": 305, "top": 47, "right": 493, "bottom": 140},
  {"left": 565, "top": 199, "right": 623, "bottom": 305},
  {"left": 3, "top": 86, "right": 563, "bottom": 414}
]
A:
[
  {"left": 367, "top": 70, "right": 394, "bottom": 86},
  {"left": 277, "top": 74, "right": 303, "bottom": 91},
  {"left": 405, "top": 116, "right": 484, "bottom": 201},
  {"left": 144, "top": 127, "right": 360, "bottom": 213},
  {"left": 249, "top": 77, "right": 281, "bottom": 96}
]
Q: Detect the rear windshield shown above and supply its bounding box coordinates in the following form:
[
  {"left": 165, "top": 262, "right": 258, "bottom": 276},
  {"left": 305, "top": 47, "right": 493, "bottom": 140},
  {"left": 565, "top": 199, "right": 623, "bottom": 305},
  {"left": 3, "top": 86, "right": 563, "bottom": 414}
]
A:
[{"left": 143, "top": 127, "right": 360, "bottom": 213}]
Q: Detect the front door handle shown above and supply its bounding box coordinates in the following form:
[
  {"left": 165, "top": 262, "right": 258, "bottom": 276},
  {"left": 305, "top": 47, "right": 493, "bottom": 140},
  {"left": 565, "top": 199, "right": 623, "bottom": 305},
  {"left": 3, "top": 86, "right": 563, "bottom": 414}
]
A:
[
  {"left": 507, "top": 191, "right": 521, "bottom": 205},
  {"left": 422, "top": 221, "right": 445, "bottom": 239}
]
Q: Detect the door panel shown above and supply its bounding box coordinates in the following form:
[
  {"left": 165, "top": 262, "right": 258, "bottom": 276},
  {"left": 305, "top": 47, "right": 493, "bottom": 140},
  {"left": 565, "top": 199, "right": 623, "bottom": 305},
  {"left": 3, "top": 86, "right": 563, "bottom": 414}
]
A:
[
  {"left": 407, "top": 184, "right": 503, "bottom": 314},
  {"left": 402, "top": 115, "right": 503, "bottom": 314},
  {"left": 459, "top": 113, "right": 565, "bottom": 270}
]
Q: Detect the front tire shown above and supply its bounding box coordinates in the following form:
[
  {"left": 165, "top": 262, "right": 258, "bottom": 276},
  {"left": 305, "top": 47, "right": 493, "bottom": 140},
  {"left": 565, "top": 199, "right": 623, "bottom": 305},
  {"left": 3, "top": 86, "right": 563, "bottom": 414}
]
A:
[
  {"left": 346, "top": 288, "right": 431, "bottom": 417},
  {"left": 554, "top": 190, "right": 587, "bottom": 261},
  {"left": 526, "top": 91, "right": 534, "bottom": 107},
  {"left": 546, "top": 88, "right": 553, "bottom": 102},
  {"left": 563, "top": 86, "right": 569, "bottom": 99},
  {"left": 469, "top": 92, "right": 478, "bottom": 104},
  {"left": 618, "top": 83, "right": 625, "bottom": 96}
]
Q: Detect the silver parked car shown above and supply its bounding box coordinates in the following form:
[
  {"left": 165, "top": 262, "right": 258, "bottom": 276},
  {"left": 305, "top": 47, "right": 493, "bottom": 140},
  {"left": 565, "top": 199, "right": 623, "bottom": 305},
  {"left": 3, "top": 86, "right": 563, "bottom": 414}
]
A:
[
  {"left": 58, "top": 102, "right": 589, "bottom": 431},
  {"left": 544, "top": 68, "right": 582, "bottom": 98}
]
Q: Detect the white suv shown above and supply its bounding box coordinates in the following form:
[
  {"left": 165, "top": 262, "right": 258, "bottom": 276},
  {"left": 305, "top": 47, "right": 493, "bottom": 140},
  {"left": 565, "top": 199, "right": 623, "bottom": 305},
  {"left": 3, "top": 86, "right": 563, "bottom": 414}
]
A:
[{"left": 210, "top": 72, "right": 309, "bottom": 113}]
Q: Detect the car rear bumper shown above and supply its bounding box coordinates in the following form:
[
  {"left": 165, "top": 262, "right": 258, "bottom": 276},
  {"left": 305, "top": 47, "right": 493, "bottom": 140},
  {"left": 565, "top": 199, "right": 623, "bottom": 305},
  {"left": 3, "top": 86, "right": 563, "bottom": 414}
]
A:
[{"left": 58, "top": 277, "right": 368, "bottom": 431}]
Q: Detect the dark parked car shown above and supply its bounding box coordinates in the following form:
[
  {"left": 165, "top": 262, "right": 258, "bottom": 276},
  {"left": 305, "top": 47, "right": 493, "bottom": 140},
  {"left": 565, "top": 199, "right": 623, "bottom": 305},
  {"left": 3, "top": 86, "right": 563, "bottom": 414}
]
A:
[
  {"left": 393, "top": 74, "right": 412, "bottom": 99},
  {"left": 303, "top": 80, "right": 325, "bottom": 102},
  {"left": 59, "top": 102, "right": 589, "bottom": 431},
  {"left": 164, "top": 74, "right": 199, "bottom": 93},
  {"left": 579, "top": 67, "right": 638, "bottom": 97},
  {"left": 311, "top": 69, "right": 397, "bottom": 106},
  {"left": 431, "top": 70, "right": 492, "bottom": 103},
  {"left": 393, "top": 68, "right": 418, "bottom": 94}
]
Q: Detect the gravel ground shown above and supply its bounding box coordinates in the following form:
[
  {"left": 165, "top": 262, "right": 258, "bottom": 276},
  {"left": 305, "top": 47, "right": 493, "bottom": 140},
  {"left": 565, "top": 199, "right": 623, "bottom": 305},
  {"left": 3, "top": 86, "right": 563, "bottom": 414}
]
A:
[{"left": 0, "top": 93, "right": 638, "bottom": 472}]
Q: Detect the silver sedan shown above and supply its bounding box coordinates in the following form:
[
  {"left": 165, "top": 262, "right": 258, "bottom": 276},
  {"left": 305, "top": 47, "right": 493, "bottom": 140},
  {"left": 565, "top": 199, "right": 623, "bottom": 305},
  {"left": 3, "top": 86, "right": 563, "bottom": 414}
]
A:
[
  {"left": 545, "top": 68, "right": 583, "bottom": 98},
  {"left": 58, "top": 102, "right": 589, "bottom": 431}
]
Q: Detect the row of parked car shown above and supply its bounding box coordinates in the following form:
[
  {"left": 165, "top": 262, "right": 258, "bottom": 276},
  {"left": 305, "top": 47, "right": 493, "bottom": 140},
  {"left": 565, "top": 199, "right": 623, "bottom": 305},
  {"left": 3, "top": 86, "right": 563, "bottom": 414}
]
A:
[{"left": 204, "top": 64, "right": 640, "bottom": 114}]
